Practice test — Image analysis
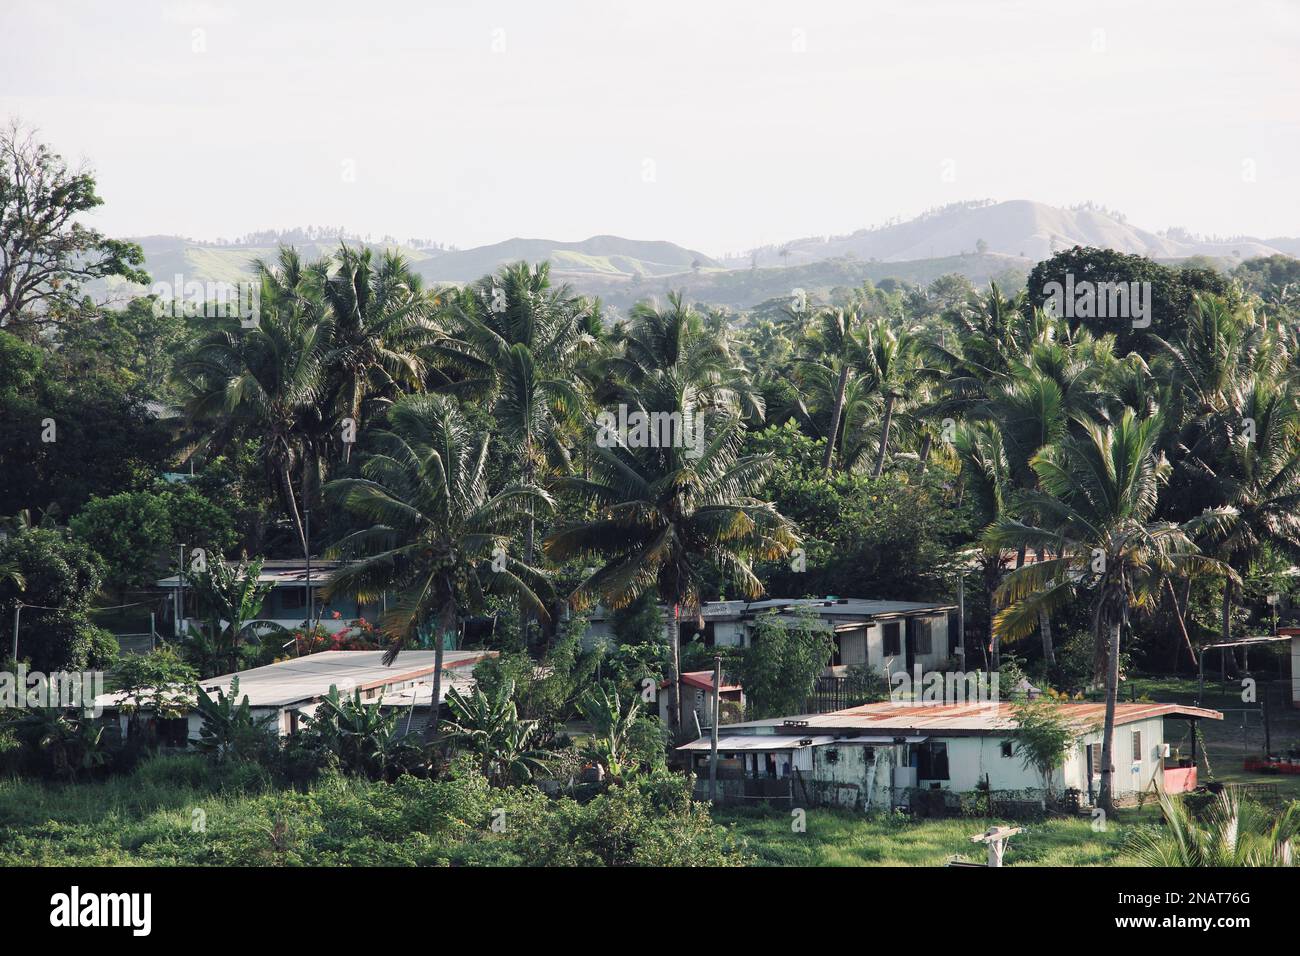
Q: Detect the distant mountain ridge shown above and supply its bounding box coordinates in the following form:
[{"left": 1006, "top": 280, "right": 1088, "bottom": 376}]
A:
[
  {"left": 116, "top": 201, "right": 1297, "bottom": 311},
  {"left": 726, "top": 200, "right": 1297, "bottom": 268}
]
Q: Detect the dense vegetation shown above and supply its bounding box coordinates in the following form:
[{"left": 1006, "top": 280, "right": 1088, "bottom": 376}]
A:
[{"left": 4, "top": 124, "right": 1300, "bottom": 858}]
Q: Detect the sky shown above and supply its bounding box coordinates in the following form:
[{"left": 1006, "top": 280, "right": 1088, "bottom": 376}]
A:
[{"left": 2, "top": 0, "right": 1297, "bottom": 258}]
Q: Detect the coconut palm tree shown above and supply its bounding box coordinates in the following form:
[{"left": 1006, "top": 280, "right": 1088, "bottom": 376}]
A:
[
  {"left": 860, "top": 317, "right": 927, "bottom": 477},
  {"left": 323, "top": 393, "right": 551, "bottom": 740},
  {"left": 176, "top": 248, "right": 330, "bottom": 557},
  {"left": 952, "top": 421, "right": 1012, "bottom": 669},
  {"left": 431, "top": 262, "right": 595, "bottom": 640},
  {"left": 544, "top": 403, "right": 798, "bottom": 740},
  {"left": 319, "top": 245, "right": 440, "bottom": 462},
  {"left": 1151, "top": 295, "right": 1300, "bottom": 649},
  {"left": 790, "top": 305, "right": 866, "bottom": 472},
  {"left": 987, "top": 409, "right": 1229, "bottom": 810},
  {"left": 604, "top": 291, "right": 763, "bottom": 422}
]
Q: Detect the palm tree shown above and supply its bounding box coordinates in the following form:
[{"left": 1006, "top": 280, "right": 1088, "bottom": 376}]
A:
[
  {"left": 323, "top": 393, "right": 550, "bottom": 740},
  {"left": 544, "top": 406, "right": 798, "bottom": 740},
  {"left": 952, "top": 421, "right": 1012, "bottom": 669},
  {"left": 1151, "top": 295, "right": 1300, "bottom": 650},
  {"left": 319, "top": 245, "right": 440, "bottom": 462},
  {"left": 605, "top": 291, "right": 763, "bottom": 422},
  {"left": 432, "top": 262, "right": 595, "bottom": 640},
  {"left": 791, "top": 305, "right": 866, "bottom": 472},
  {"left": 1129, "top": 785, "right": 1300, "bottom": 866},
  {"left": 176, "top": 248, "right": 330, "bottom": 556},
  {"left": 441, "top": 679, "right": 551, "bottom": 785},
  {"left": 860, "top": 317, "right": 925, "bottom": 477},
  {"left": 987, "top": 410, "right": 1228, "bottom": 810}
]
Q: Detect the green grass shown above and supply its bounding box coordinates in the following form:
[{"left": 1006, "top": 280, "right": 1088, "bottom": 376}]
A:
[{"left": 712, "top": 804, "right": 1156, "bottom": 867}]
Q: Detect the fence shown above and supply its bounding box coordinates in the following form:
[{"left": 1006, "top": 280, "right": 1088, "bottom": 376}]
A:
[{"left": 803, "top": 675, "right": 882, "bottom": 714}]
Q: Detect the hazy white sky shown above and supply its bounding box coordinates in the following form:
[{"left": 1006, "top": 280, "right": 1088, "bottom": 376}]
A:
[{"left": 2, "top": 0, "right": 1297, "bottom": 257}]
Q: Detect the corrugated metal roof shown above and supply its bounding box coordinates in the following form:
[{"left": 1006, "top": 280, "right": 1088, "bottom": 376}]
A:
[
  {"left": 590, "top": 597, "right": 955, "bottom": 621},
  {"left": 677, "top": 735, "right": 839, "bottom": 751},
  {"left": 677, "top": 734, "right": 925, "bottom": 751},
  {"left": 96, "top": 649, "right": 493, "bottom": 710},
  {"left": 723, "top": 701, "right": 1222, "bottom": 736}
]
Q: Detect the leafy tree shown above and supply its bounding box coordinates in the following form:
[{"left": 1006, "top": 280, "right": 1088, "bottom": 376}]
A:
[
  {"left": 1025, "top": 246, "right": 1230, "bottom": 355},
  {"left": 734, "top": 608, "right": 835, "bottom": 719},
  {"left": 1011, "top": 696, "right": 1084, "bottom": 796},
  {"left": 0, "top": 121, "right": 147, "bottom": 336},
  {"left": 70, "top": 485, "right": 237, "bottom": 599},
  {"left": 0, "top": 527, "right": 116, "bottom": 671},
  {"left": 0, "top": 330, "right": 171, "bottom": 517}
]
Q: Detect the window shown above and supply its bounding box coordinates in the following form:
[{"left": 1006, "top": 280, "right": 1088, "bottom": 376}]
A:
[
  {"left": 1000, "top": 740, "right": 1014, "bottom": 758},
  {"left": 882, "top": 622, "right": 901, "bottom": 656},
  {"left": 1088, "top": 742, "right": 1103, "bottom": 776},
  {"left": 1131, "top": 730, "right": 1142, "bottom": 763},
  {"left": 916, "top": 741, "right": 949, "bottom": 780},
  {"left": 281, "top": 587, "right": 305, "bottom": 611},
  {"left": 914, "top": 619, "right": 932, "bottom": 655}
]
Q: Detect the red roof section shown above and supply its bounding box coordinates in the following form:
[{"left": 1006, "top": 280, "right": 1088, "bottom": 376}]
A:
[{"left": 662, "top": 670, "right": 743, "bottom": 693}]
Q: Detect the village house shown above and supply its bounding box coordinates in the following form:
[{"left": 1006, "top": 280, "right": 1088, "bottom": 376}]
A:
[
  {"left": 585, "top": 597, "right": 958, "bottom": 678},
  {"left": 677, "top": 700, "right": 1222, "bottom": 810},
  {"left": 658, "top": 670, "right": 745, "bottom": 732},
  {"left": 94, "top": 649, "right": 493, "bottom": 744},
  {"left": 157, "top": 559, "right": 383, "bottom": 638}
]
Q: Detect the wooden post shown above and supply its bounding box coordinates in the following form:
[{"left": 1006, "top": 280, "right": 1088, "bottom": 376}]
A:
[
  {"left": 970, "top": 826, "right": 1022, "bottom": 867},
  {"left": 709, "top": 655, "right": 721, "bottom": 801},
  {"left": 1263, "top": 686, "right": 1271, "bottom": 757}
]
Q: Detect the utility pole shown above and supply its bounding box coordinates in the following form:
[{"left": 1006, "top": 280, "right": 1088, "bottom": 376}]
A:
[
  {"left": 11, "top": 601, "right": 21, "bottom": 662},
  {"left": 709, "top": 654, "right": 721, "bottom": 802},
  {"left": 176, "top": 544, "right": 185, "bottom": 638},
  {"left": 956, "top": 570, "right": 966, "bottom": 667},
  {"left": 304, "top": 502, "right": 313, "bottom": 630}
]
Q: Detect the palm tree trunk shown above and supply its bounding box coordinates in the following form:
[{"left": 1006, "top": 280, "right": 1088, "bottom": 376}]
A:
[
  {"left": 1165, "top": 578, "right": 1198, "bottom": 670},
  {"left": 1220, "top": 578, "right": 1232, "bottom": 645},
  {"left": 279, "top": 464, "right": 308, "bottom": 558},
  {"left": 1098, "top": 613, "right": 1121, "bottom": 812},
  {"left": 1037, "top": 548, "right": 1055, "bottom": 666},
  {"left": 669, "top": 602, "right": 684, "bottom": 742},
  {"left": 821, "top": 364, "right": 850, "bottom": 472},
  {"left": 521, "top": 441, "right": 536, "bottom": 644},
  {"left": 916, "top": 433, "right": 933, "bottom": 474},
  {"left": 872, "top": 394, "right": 895, "bottom": 478},
  {"left": 423, "top": 599, "right": 454, "bottom": 743}
]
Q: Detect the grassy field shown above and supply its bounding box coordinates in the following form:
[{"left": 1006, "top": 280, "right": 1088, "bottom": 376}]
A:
[
  {"left": 713, "top": 805, "right": 1156, "bottom": 867},
  {"left": 0, "top": 754, "right": 1167, "bottom": 867}
]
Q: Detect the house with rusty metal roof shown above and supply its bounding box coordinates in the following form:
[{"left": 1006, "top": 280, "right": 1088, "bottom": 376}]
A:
[{"left": 677, "top": 699, "right": 1222, "bottom": 811}]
